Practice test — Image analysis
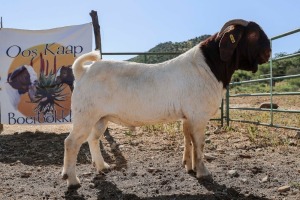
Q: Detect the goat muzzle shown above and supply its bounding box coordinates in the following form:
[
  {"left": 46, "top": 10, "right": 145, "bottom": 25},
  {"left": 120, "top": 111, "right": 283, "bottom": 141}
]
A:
[{"left": 258, "top": 49, "right": 271, "bottom": 64}]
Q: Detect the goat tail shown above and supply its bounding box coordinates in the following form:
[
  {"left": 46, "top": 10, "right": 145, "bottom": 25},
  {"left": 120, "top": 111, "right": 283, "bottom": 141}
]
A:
[{"left": 72, "top": 51, "right": 101, "bottom": 80}]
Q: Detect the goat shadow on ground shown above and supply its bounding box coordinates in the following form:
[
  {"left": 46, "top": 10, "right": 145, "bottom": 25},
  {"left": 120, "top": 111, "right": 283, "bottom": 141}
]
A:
[
  {"left": 64, "top": 175, "right": 270, "bottom": 200},
  {"left": 0, "top": 129, "right": 127, "bottom": 170}
]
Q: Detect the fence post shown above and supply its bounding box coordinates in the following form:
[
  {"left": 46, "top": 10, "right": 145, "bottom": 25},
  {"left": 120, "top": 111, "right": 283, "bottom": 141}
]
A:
[
  {"left": 90, "top": 10, "right": 102, "bottom": 59},
  {"left": 220, "top": 99, "right": 224, "bottom": 127},
  {"left": 269, "top": 39, "right": 274, "bottom": 126},
  {"left": 226, "top": 85, "right": 230, "bottom": 126},
  {"left": 0, "top": 18, "right": 2, "bottom": 132},
  {"left": 0, "top": 108, "right": 3, "bottom": 132}
]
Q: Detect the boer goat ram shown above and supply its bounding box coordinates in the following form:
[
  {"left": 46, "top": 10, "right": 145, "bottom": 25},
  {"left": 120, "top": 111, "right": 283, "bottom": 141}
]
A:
[{"left": 62, "top": 19, "right": 271, "bottom": 188}]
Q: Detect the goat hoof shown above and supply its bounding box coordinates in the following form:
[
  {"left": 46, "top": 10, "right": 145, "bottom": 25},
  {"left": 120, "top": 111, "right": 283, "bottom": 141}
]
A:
[
  {"left": 68, "top": 183, "right": 81, "bottom": 190},
  {"left": 187, "top": 169, "right": 195, "bottom": 175},
  {"left": 62, "top": 174, "right": 68, "bottom": 180},
  {"left": 98, "top": 168, "right": 110, "bottom": 175},
  {"left": 197, "top": 174, "right": 213, "bottom": 182}
]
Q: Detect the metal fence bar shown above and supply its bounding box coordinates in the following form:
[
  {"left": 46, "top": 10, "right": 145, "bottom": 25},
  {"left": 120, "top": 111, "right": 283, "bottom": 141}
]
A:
[
  {"left": 273, "top": 74, "right": 300, "bottom": 81},
  {"left": 229, "top": 107, "right": 300, "bottom": 114},
  {"left": 226, "top": 86, "right": 230, "bottom": 126},
  {"left": 230, "top": 92, "right": 300, "bottom": 97},
  {"left": 220, "top": 99, "right": 224, "bottom": 127},
  {"left": 270, "top": 28, "right": 300, "bottom": 40},
  {"left": 272, "top": 52, "right": 300, "bottom": 61},
  {"left": 230, "top": 74, "right": 300, "bottom": 86},
  {"left": 229, "top": 119, "right": 300, "bottom": 131}
]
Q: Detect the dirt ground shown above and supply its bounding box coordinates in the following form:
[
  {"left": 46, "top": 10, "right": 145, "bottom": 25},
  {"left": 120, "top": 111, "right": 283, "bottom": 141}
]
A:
[{"left": 0, "top": 120, "right": 299, "bottom": 200}]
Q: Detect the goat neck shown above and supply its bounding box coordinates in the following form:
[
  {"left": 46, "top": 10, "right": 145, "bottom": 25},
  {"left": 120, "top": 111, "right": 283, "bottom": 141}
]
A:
[{"left": 200, "top": 33, "right": 235, "bottom": 88}]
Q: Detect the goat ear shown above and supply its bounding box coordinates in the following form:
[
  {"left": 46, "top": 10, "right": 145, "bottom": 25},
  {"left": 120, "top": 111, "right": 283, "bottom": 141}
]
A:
[
  {"left": 219, "top": 25, "right": 244, "bottom": 62},
  {"left": 247, "top": 31, "right": 260, "bottom": 43}
]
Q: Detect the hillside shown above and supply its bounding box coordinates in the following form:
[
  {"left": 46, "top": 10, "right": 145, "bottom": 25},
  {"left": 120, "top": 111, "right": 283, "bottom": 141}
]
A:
[{"left": 128, "top": 34, "right": 210, "bottom": 63}]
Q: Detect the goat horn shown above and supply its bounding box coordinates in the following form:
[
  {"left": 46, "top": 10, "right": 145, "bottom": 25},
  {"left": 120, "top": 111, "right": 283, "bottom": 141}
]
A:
[{"left": 218, "top": 19, "right": 249, "bottom": 36}]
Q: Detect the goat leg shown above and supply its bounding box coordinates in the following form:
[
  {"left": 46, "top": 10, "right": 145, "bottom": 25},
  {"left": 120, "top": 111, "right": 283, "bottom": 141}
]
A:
[{"left": 189, "top": 120, "right": 211, "bottom": 178}]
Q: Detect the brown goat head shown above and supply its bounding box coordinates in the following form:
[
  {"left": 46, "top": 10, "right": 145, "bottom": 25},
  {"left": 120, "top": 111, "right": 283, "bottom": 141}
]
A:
[
  {"left": 200, "top": 19, "right": 271, "bottom": 87},
  {"left": 218, "top": 20, "right": 271, "bottom": 73}
]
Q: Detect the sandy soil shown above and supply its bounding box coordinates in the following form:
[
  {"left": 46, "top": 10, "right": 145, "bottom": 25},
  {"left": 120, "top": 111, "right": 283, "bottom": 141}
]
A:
[{"left": 0, "top": 121, "right": 299, "bottom": 200}]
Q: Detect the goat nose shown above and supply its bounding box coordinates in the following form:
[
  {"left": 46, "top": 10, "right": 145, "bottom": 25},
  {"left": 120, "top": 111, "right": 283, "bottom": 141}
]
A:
[{"left": 261, "top": 49, "right": 271, "bottom": 63}]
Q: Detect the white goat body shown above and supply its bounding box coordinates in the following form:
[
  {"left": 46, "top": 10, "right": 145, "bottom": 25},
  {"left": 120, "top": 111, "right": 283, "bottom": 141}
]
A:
[{"left": 72, "top": 45, "right": 223, "bottom": 127}]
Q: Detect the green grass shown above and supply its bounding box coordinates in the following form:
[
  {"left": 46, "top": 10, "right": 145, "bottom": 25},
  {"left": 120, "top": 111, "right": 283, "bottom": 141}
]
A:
[
  {"left": 142, "top": 121, "right": 181, "bottom": 135},
  {"left": 230, "top": 78, "right": 300, "bottom": 94}
]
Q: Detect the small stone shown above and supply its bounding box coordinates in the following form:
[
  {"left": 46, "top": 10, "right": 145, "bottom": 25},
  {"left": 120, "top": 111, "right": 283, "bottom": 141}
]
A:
[
  {"left": 166, "top": 185, "right": 172, "bottom": 191},
  {"left": 205, "top": 139, "right": 211, "bottom": 144},
  {"left": 289, "top": 140, "right": 297, "bottom": 146},
  {"left": 295, "top": 131, "right": 300, "bottom": 139},
  {"left": 20, "top": 171, "right": 32, "bottom": 178},
  {"left": 291, "top": 189, "right": 299, "bottom": 195},
  {"left": 261, "top": 175, "right": 269, "bottom": 183},
  {"left": 278, "top": 185, "right": 290, "bottom": 192},
  {"left": 217, "top": 149, "right": 225, "bottom": 154},
  {"left": 204, "top": 153, "right": 217, "bottom": 161},
  {"left": 88, "top": 183, "right": 95, "bottom": 189},
  {"left": 37, "top": 167, "right": 42, "bottom": 172},
  {"left": 147, "top": 167, "right": 162, "bottom": 174},
  {"left": 240, "top": 178, "right": 248, "bottom": 183},
  {"left": 228, "top": 170, "right": 239, "bottom": 177},
  {"left": 111, "top": 142, "right": 118, "bottom": 150},
  {"left": 160, "top": 180, "right": 169, "bottom": 185},
  {"left": 239, "top": 153, "right": 252, "bottom": 159},
  {"left": 251, "top": 166, "right": 263, "bottom": 174},
  {"left": 147, "top": 167, "right": 155, "bottom": 173},
  {"left": 82, "top": 172, "right": 93, "bottom": 177},
  {"left": 259, "top": 102, "right": 278, "bottom": 109},
  {"left": 130, "top": 172, "right": 137, "bottom": 177}
]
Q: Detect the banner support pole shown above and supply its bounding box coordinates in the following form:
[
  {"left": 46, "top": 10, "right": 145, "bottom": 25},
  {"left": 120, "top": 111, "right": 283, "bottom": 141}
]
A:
[
  {"left": 90, "top": 10, "right": 102, "bottom": 59},
  {"left": 0, "top": 17, "right": 2, "bottom": 132}
]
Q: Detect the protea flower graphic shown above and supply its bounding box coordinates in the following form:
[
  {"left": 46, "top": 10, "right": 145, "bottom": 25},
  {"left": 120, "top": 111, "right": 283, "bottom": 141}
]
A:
[{"left": 32, "top": 53, "right": 67, "bottom": 114}]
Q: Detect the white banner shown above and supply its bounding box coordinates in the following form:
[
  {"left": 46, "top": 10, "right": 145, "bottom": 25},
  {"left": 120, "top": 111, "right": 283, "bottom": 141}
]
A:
[{"left": 0, "top": 23, "right": 92, "bottom": 124}]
